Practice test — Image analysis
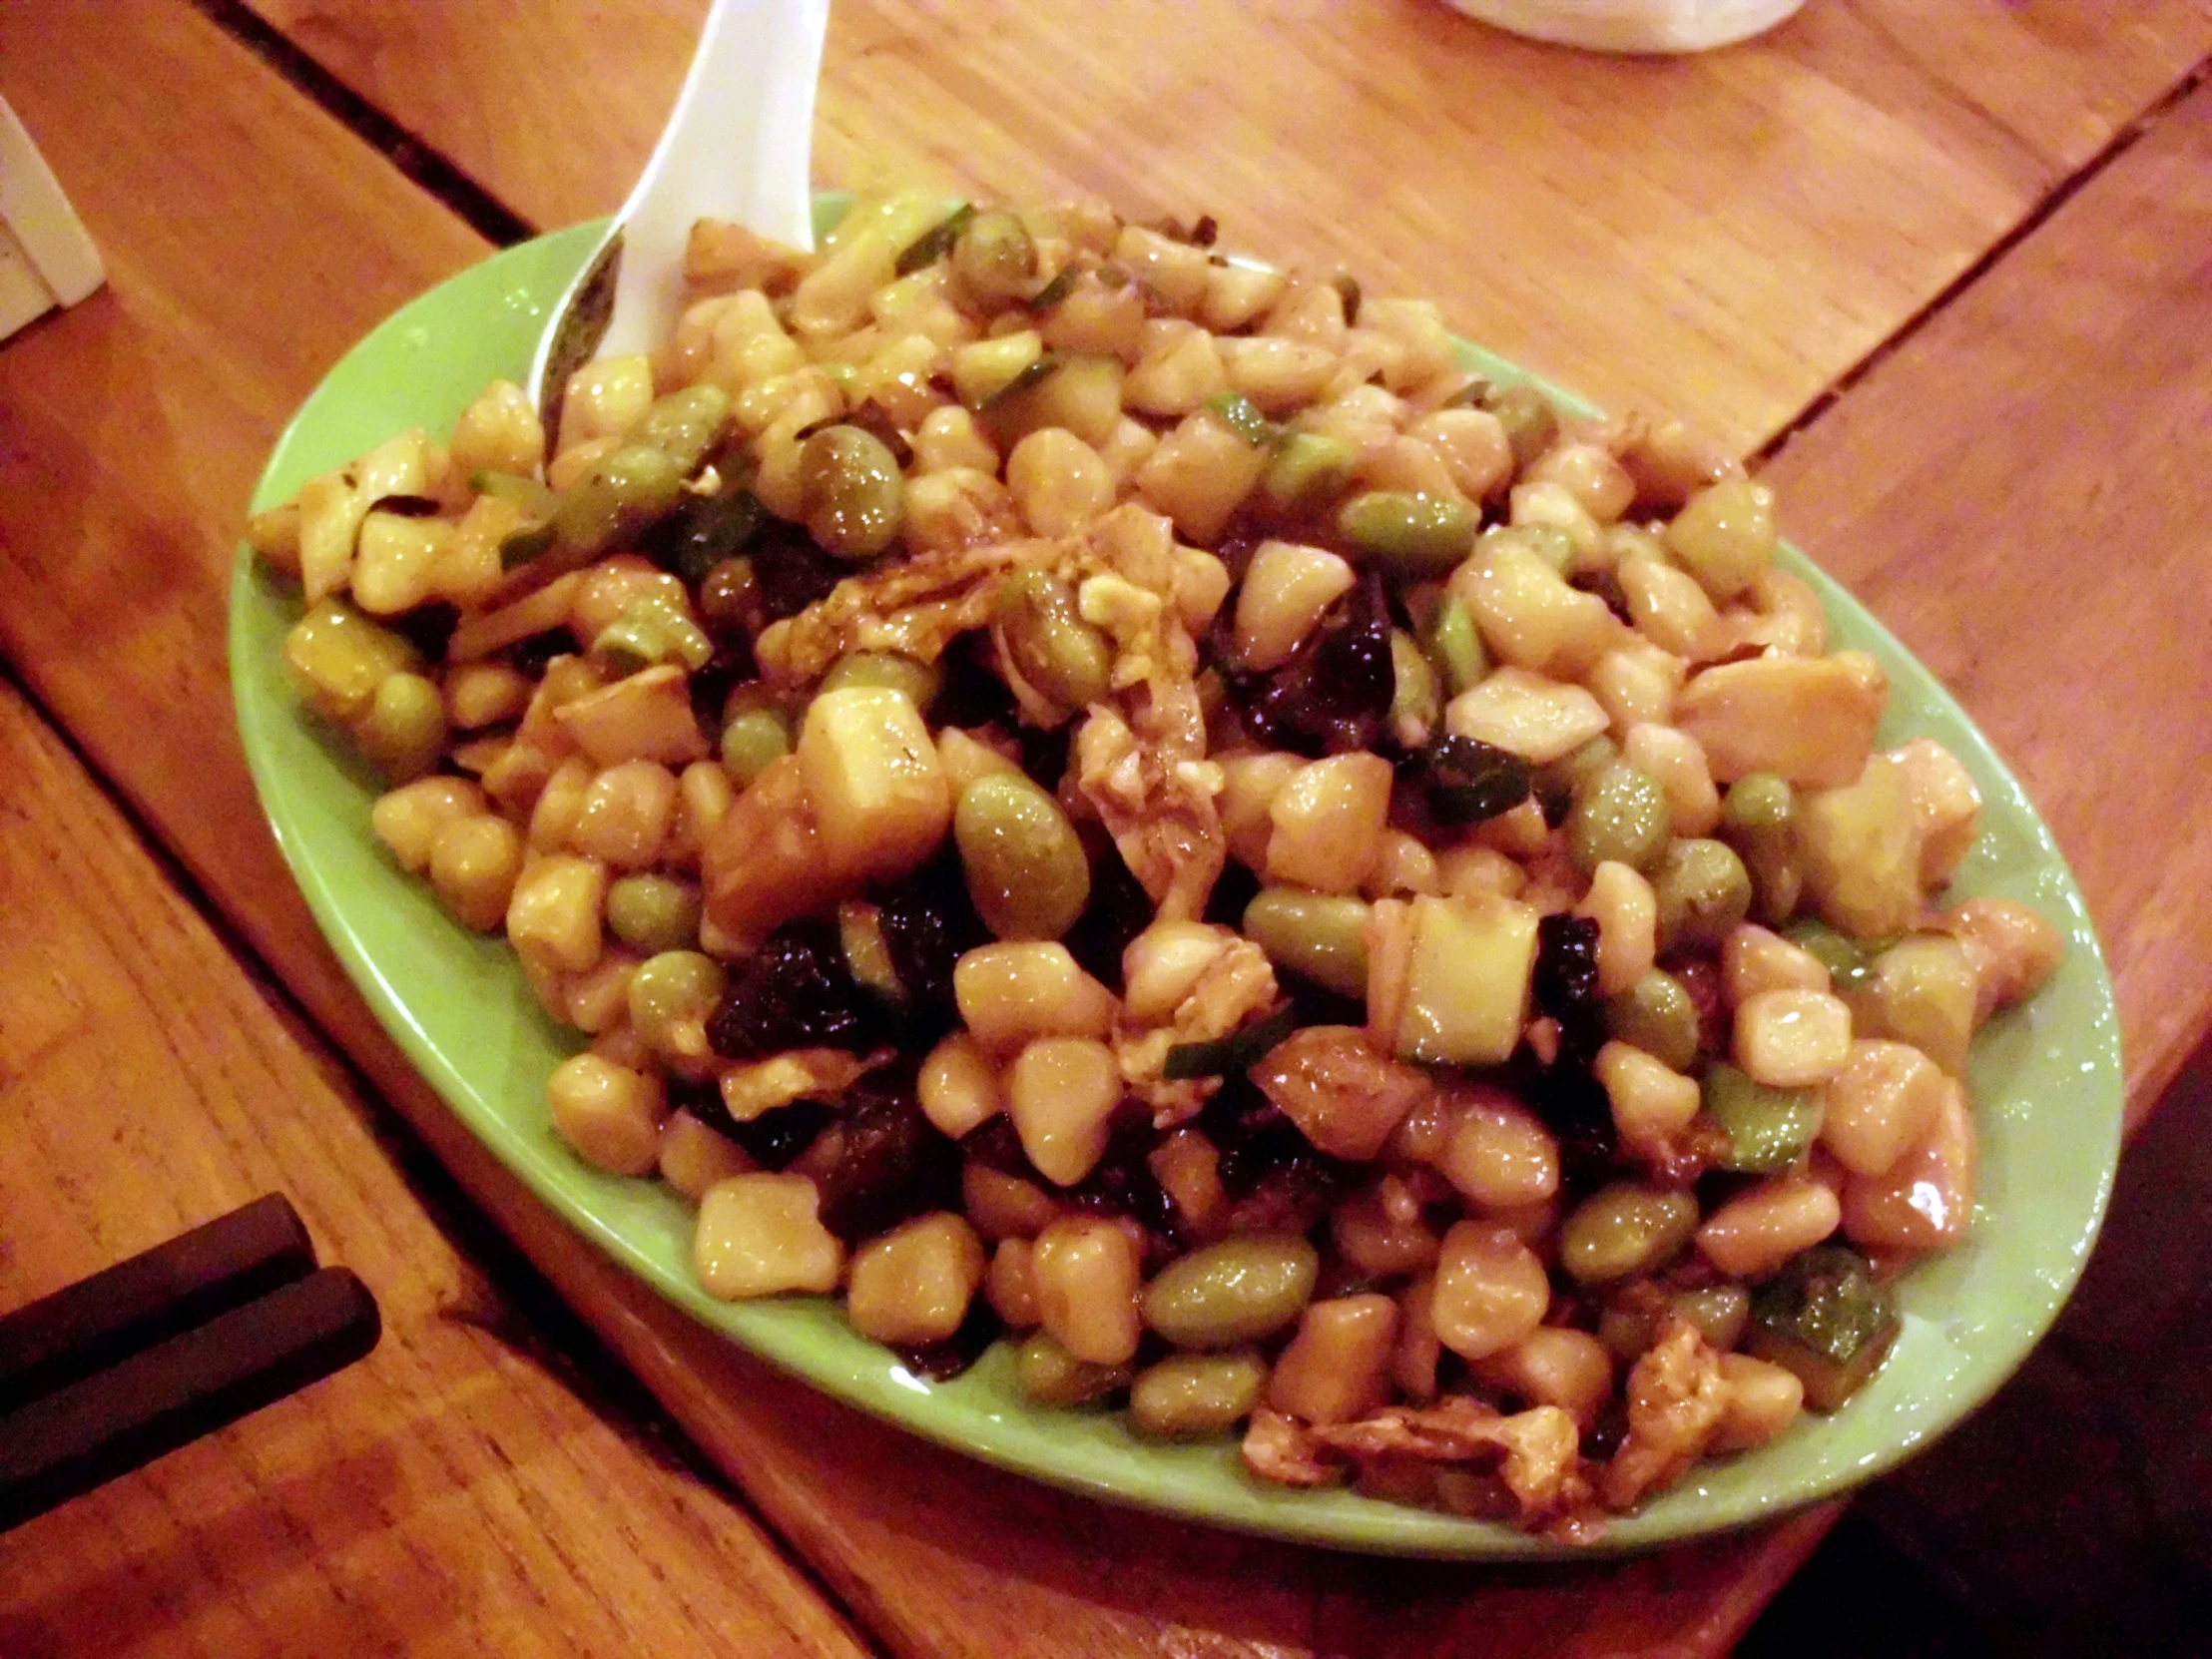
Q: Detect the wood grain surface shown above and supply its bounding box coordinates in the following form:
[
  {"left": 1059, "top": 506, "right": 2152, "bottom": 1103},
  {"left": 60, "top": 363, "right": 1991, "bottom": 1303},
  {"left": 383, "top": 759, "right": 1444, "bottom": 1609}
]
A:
[
  {"left": 237, "top": 0, "right": 2212, "bottom": 451},
  {"left": 1759, "top": 73, "right": 2212, "bottom": 1127},
  {"left": 3, "top": 0, "right": 2207, "bottom": 1654},
  {"left": 0, "top": 676, "right": 864, "bottom": 1658}
]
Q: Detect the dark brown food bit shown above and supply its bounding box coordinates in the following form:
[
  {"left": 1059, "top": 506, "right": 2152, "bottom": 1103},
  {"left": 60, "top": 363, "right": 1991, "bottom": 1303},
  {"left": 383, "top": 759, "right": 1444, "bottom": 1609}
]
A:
[
  {"left": 1062, "top": 846, "right": 1154, "bottom": 992},
  {"left": 1233, "top": 574, "right": 1395, "bottom": 758},
  {"left": 708, "top": 919, "right": 885, "bottom": 1059},
  {"left": 748, "top": 516, "right": 847, "bottom": 619},
  {"left": 387, "top": 600, "right": 460, "bottom": 661},
  {"left": 814, "top": 1061, "right": 962, "bottom": 1243},
  {"left": 875, "top": 848, "right": 991, "bottom": 1027},
  {"left": 1533, "top": 914, "right": 1606, "bottom": 1069},
  {"left": 896, "top": 1296, "right": 1003, "bottom": 1382},
  {"left": 504, "top": 627, "right": 579, "bottom": 679}
]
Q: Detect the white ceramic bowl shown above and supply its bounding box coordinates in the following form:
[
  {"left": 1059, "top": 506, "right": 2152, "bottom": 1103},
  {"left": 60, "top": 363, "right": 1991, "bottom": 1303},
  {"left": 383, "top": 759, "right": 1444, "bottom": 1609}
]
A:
[{"left": 1446, "top": 0, "right": 1807, "bottom": 53}]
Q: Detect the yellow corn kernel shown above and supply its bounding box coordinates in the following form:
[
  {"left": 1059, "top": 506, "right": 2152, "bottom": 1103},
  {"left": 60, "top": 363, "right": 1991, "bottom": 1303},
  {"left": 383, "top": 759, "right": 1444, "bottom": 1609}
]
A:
[
  {"left": 845, "top": 1213, "right": 988, "bottom": 1347},
  {"left": 694, "top": 1173, "right": 845, "bottom": 1300}
]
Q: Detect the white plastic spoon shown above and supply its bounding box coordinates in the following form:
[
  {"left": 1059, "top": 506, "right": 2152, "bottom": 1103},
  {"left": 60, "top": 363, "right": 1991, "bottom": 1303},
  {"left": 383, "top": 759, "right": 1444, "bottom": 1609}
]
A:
[{"left": 528, "top": 0, "right": 830, "bottom": 420}]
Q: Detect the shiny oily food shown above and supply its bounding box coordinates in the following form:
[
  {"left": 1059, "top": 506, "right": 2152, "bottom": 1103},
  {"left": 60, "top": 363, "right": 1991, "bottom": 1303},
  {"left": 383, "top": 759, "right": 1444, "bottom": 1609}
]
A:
[{"left": 254, "top": 190, "right": 2065, "bottom": 1544}]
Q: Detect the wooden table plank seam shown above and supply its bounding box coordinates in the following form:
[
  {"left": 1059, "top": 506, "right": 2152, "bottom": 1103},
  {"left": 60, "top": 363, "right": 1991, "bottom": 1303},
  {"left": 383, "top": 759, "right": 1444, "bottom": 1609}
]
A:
[
  {"left": 185, "top": 0, "right": 533, "bottom": 248},
  {"left": 1755, "top": 47, "right": 2212, "bottom": 469}
]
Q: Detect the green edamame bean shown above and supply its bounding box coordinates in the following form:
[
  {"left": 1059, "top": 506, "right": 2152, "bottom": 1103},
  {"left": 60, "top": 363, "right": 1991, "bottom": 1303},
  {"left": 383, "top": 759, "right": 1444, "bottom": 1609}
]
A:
[
  {"left": 1336, "top": 490, "right": 1477, "bottom": 577},
  {"left": 1129, "top": 1350, "right": 1270, "bottom": 1439},
  {"left": 1565, "top": 760, "right": 1672, "bottom": 875},
  {"left": 1784, "top": 919, "right": 1873, "bottom": 992},
  {"left": 1604, "top": 968, "right": 1700, "bottom": 1072},
  {"left": 628, "top": 384, "right": 733, "bottom": 475},
  {"left": 952, "top": 209, "right": 1039, "bottom": 303},
  {"left": 1014, "top": 1331, "right": 1129, "bottom": 1406},
  {"left": 1241, "top": 888, "right": 1372, "bottom": 1000},
  {"left": 1599, "top": 1282, "right": 1750, "bottom": 1361},
  {"left": 1141, "top": 1236, "right": 1319, "bottom": 1350},
  {"left": 555, "top": 443, "right": 687, "bottom": 553},
  {"left": 1559, "top": 1183, "right": 1700, "bottom": 1285},
  {"left": 1260, "top": 431, "right": 1357, "bottom": 516},
  {"left": 355, "top": 672, "right": 445, "bottom": 782},
  {"left": 1535, "top": 735, "right": 1619, "bottom": 823},
  {"left": 719, "top": 706, "right": 793, "bottom": 788},
  {"left": 954, "top": 773, "right": 1091, "bottom": 940},
  {"left": 798, "top": 425, "right": 904, "bottom": 559},
  {"left": 626, "top": 950, "right": 726, "bottom": 1054},
  {"left": 822, "top": 650, "right": 943, "bottom": 710},
  {"left": 993, "top": 570, "right": 1112, "bottom": 715},
  {"left": 1722, "top": 772, "right": 1802, "bottom": 924},
  {"left": 1483, "top": 382, "right": 1560, "bottom": 470},
  {"left": 606, "top": 874, "right": 704, "bottom": 956},
  {"left": 1703, "top": 1062, "right": 1823, "bottom": 1172},
  {"left": 1419, "top": 592, "right": 1487, "bottom": 697},
  {"left": 1650, "top": 836, "right": 1753, "bottom": 951},
  {"left": 1388, "top": 629, "right": 1440, "bottom": 744},
  {"left": 1672, "top": 1284, "right": 1752, "bottom": 1352}
]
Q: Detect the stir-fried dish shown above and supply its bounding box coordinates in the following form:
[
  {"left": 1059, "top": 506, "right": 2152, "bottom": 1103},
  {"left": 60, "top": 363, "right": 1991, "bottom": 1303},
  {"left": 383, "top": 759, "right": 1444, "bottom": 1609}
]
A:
[{"left": 249, "top": 191, "right": 2063, "bottom": 1540}]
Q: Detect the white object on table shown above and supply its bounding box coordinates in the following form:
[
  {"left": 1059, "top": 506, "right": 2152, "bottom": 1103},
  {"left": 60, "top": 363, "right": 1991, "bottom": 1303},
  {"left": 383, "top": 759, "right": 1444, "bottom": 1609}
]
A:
[
  {"left": 1445, "top": 0, "right": 1807, "bottom": 53},
  {"left": 528, "top": 0, "right": 830, "bottom": 406},
  {"left": 0, "top": 96, "right": 105, "bottom": 343}
]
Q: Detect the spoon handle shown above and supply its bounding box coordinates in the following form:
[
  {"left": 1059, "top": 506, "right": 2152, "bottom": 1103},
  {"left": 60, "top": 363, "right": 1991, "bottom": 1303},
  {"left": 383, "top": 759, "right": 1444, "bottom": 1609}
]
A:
[
  {"left": 601, "top": 0, "right": 830, "bottom": 361},
  {"left": 530, "top": 0, "right": 830, "bottom": 416}
]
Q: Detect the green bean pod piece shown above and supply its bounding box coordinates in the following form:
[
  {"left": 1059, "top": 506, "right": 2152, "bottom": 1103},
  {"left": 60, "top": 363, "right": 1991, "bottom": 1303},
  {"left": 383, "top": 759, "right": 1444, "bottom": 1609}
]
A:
[
  {"left": 1604, "top": 967, "right": 1701, "bottom": 1072},
  {"left": 1242, "top": 888, "right": 1372, "bottom": 1000}
]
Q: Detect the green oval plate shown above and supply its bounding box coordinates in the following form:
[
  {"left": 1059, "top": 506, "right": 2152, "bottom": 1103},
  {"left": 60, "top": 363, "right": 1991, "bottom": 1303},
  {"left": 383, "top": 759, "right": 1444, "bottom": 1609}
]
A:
[{"left": 231, "top": 211, "right": 2122, "bottom": 1558}]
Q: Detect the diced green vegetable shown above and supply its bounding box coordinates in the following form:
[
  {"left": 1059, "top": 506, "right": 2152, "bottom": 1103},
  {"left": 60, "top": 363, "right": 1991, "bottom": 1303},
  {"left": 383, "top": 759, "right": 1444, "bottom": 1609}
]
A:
[
  {"left": 1417, "top": 592, "right": 1487, "bottom": 697},
  {"left": 470, "top": 469, "right": 558, "bottom": 517},
  {"left": 1205, "top": 390, "right": 1277, "bottom": 448},
  {"left": 1702, "top": 1062, "right": 1823, "bottom": 1172},
  {"left": 1260, "top": 431, "right": 1357, "bottom": 516},
  {"left": 1336, "top": 490, "right": 1477, "bottom": 577},
  {"left": 1242, "top": 889, "right": 1372, "bottom": 1000},
  {"left": 1746, "top": 1244, "right": 1900, "bottom": 1411}
]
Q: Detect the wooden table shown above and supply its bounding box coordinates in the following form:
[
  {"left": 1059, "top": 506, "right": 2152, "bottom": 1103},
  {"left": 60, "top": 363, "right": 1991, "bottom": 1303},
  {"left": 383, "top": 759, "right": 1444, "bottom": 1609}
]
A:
[{"left": 2, "top": 2, "right": 2208, "bottom": 1653}]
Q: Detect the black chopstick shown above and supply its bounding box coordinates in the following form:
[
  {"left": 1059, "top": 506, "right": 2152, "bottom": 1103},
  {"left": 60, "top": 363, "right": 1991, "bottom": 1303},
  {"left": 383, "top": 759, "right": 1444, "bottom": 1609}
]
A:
[
  {"left": 0, "top": 1193, "right": 316, "bottom": 1415},
  {"left": 0, "top": 1197, "right": 381, "bottom": 1531}
]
